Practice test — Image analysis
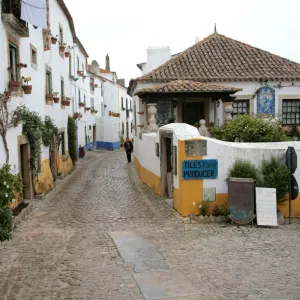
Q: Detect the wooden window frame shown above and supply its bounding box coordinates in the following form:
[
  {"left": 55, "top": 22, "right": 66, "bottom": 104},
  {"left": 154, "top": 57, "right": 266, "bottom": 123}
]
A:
[{"left": 282, "top": 99, "right": 300, "bottom": 125}]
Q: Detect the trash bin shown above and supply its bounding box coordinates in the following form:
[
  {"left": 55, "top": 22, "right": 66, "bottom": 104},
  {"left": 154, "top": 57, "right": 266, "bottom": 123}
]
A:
[
  {"left": 79, "top": 146, "right": 85, "bottom": 158},
  {"left": 227, "top": 177, "right": 256, "bottom": 225}
]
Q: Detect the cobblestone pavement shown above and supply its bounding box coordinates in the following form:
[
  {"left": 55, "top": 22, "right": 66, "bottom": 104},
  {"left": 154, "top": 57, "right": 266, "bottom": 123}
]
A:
[{"left": 1, "top": 150, "right": 300, "bottom": 300}]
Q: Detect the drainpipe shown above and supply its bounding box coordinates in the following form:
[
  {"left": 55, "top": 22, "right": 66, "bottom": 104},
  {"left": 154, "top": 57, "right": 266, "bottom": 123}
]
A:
[{"left": 73, "top": 45, "right": 79, "bottom": 159}]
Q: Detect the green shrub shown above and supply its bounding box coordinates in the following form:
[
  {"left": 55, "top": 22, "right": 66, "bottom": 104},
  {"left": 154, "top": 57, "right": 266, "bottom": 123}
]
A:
[
  {"left": 68, "top": 116, "right": 77, "bottom": 164},
  {"left": 0, "top": 164, "right": 23, "bottom": 207},
  {"left": 261, "top": 157, "right": 290, "bottom": 203},
  {"left": 228, "top": 160, "right": 261, "bottom": 184},
  {"left": 0, "top": 206, "right": 13, "bottom": 242},
  {"left": 210, "top": 114, "right": 289, "bottom": 142},
  {"left": 212, "top": 204, "right": 230, "bottom": 216},
  {"left": 200, "top": 202, "right": 209, "bottom": 216}
]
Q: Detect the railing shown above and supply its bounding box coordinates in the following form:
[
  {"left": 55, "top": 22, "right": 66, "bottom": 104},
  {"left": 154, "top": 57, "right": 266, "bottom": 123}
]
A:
[{"left": 2, "top": 0, "right": 28, "bottom": 28}]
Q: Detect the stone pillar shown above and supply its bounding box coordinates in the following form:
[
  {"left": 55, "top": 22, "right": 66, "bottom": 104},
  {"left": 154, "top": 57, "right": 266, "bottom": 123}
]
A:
[
  {"left": 198, "top": 119, "right": 210, "bottom": 137},
  {"left": 147, "top": 103, "right": 158, "bottom": 133},
  {"left": 214, "top": 101, "right": 218, "bottom": 125},
  {"left": 224, "top": 102, "right": 233, "bottom": 122}
]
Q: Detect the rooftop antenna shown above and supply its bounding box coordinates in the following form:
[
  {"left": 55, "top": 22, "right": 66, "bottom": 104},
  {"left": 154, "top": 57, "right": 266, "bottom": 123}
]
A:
[
  {"left": 214, "top": 23, "right": 217, "bottom": 34},
  {"left": 195, "top": 36, "right": 199, "bottom": 44}
]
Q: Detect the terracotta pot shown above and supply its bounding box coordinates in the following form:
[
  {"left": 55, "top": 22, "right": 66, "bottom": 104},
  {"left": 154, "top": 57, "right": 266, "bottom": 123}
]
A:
[
  {"left": 65, "top": 52, "right": 70, "bottom": 58},
  {"left": 59, "top": 46, "right": 65, "bottom": 53},
  {"left": 9, "top": 80, "right": 21, "bottom": 91},
  {"left": 65, "top": 100, "right": 70, "bottom": 106},
  {"left": 22, "top": 85, "right": 32, "bottom": 94},
  {"left": 79, "top": 103, "right": 85, "bottom": 108},
  {"left": 46, "top": 94, "right": 54, "bottom": 104},
  {"left": 53, "top": 97, "right": 59, "bottom": 103},
  {"left": 51, "top": 37, "right": 57, "bottom": 44}
]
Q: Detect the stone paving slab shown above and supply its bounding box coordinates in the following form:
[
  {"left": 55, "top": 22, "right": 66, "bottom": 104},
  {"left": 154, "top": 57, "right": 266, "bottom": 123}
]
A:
[
  {"left": 134, "top": 270, "right": 202, "bottom": 300},
  {"left": 108, "top": 231, "right": 165, "bottom": 263}
]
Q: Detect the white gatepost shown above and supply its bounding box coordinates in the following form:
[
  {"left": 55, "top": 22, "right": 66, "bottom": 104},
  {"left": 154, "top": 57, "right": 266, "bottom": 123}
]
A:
[{"left": 147, "top": 103, "right": 158, "bottom": 133}]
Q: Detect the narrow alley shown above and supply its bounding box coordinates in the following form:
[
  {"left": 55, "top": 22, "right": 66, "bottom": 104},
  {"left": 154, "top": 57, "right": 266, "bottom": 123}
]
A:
[{"left": 1, "top": 151, "right": 300, "bottom": 300}]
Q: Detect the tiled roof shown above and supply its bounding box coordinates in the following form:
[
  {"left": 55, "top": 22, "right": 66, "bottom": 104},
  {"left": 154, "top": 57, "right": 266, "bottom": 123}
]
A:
[
  {"left": 129, "top": 32, "right": 300, "bottom": 94},
  {"left": 135, "top": 80, "right": 241, "bottom": 96}
]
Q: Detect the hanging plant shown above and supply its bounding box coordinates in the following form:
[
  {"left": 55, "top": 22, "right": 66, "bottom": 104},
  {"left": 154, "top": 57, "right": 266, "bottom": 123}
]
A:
[
  {"left": 73, "top": 112, "right": 82, "bottom": 120},
  {"left": 79, "top": 101, "right": 85, "bottom": 108},
  {"left": 52, "top": 91, "right": 59, "bottom": 103},
  {"left": 21, "top": 77, "right": 32, "bottom": 94},
  {"left": 17, "top": 63, "right": 27, "bottom": 69},
  {"left": 51, "top": 35, "right": 58, "bottom": 45}
]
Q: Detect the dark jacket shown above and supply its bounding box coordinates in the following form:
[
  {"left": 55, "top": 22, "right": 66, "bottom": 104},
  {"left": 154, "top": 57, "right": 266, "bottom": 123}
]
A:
[{"left": 124, "top": 141, "right": 133, "bottom": 152}]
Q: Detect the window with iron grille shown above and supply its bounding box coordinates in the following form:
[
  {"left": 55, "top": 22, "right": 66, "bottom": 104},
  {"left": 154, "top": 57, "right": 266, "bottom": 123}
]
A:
[
  {"left": 121, "top": 97, "right": 125, "bottom": 110},
  {"left": 282, "top": 99, "right": 300, "bottom": 125},
  {"left": 46, "top": 70, "right": 52, "bottom": 95},
  {"left": 9, "top": 43, "right": 18, "bottom": 81},
  {"left": 232, "top": 100, "right": 249, "bottom": 119}
]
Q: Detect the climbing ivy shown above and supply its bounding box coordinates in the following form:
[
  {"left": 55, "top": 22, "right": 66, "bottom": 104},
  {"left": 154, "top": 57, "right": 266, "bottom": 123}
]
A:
[
  {"left": 18, "top": 107, "right": 60, "bottom": 178},
  {"left": 42, "top": 116, "right": 58, "bottom": 147}
]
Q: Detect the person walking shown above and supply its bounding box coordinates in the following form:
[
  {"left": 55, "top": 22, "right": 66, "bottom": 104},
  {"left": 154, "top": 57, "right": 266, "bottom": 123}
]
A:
[{"left": 124, "top": 138, "right": 133, "bottom": 163}]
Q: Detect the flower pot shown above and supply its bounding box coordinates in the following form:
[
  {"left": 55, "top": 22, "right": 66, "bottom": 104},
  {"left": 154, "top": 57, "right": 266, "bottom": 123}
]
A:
[
  {"left": 59, "top": 46, "right": 65, "bottom": 53},
  {"left": 46, "top": 94, "right": 54, "bottom": 104},
  {"left": 22, "top": 85, "right": 32, "bottom": 94},
  {"left": 17, "top": 63, "right": 27, "bottom": 69},
  {"left": 51, "top": 37, "right": 57, "bottom": 44},
  {"left": 65, "top": 52, "right": 70, "bottom": 58},
  {"left": 77, "top": 71, "right": 83, "bottom": 76},
  {"left": 9, "top": 80, "right": 21, "bottom": 91},
  {"left": 65, "top": 100, "right": 70, "bottom": 106},
  {"left": 79, "top": 103, "right": 85, "bottom": 108},
  {"left": 53, "top": 97, "right": 59, "bottom": 103}
]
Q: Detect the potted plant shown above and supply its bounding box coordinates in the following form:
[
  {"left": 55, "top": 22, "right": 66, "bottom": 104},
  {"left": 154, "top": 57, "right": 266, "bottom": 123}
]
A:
[
  {"left": 79, "top": 101, "right": 85, "bottom": 108},
  {"left": 59, "top": 42, "right": 67, "bottom": 53},
  {"left": 52, "top": 91, "right": 59, "bottom": 103},
  {"left": 46, "top": 93, "right": 54, "bottom": 104},
  {"left": 73, "top": 112, "right": 82, "bottom": 120},
  {"left": 9, "top": 79, "right": 21, "bottom": 91},
  {"left": 65, "top": 51, "right": 70, "bottom": 58},
  {"left": 21, "top": 77, "right": 32, "bottom": 94},
  {"left": 65, "top": 97, "right": 71, "bottom": 106},
  {"left": 17, "top": 63, "right": 27, "bottom": 69},
  {"left": 85, "top": 107, "right": 90, "bottom": 112},
  {"left": 77, "top": 70, "right": 83, "bottom": 76},
  {"left": 51, "top": 35, "right": 58, "bottom": 44}
]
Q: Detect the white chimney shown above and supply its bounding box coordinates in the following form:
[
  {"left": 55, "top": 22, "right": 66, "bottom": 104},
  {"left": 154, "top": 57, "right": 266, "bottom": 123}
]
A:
[{"left": 143, "top": 46, "right": 171, "bottom": 75}]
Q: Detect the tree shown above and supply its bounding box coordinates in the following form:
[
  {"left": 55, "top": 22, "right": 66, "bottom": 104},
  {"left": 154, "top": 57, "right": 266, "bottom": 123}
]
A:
[{"left": 0, "top": 92, "right": 23, "bottom": 164}]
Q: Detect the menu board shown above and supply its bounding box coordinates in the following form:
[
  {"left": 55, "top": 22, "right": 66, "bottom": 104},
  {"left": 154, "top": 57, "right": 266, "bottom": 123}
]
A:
[{"left": 256, "top": 188, "right": 278, "bottom": 226}]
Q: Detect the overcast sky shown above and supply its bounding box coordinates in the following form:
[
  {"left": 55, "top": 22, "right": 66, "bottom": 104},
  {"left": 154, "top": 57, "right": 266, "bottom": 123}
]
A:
[{"left": 64, "top": 0, "right": 300, "bottom": 86}]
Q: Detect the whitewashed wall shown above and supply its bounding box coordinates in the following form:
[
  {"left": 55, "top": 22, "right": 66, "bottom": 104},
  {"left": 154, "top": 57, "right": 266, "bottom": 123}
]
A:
[{"left": 202, "top": 137, "right": 300, "bottom": 194}]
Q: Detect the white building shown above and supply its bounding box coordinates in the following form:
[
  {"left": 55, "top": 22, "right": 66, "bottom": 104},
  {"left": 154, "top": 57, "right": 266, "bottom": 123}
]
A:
[{"left": 0, "top": 0, "right": 127, "bottom": 208}]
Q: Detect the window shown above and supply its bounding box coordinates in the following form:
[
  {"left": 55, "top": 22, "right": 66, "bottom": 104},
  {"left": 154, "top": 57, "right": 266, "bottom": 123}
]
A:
[
  {"left": 232, "top": 100, "right": 249, "bottom": 119},
  {"left": 131, "top": 122, "right": 133, "bottom": 133},
  {"left": 84, "top": 94, "right": 86, "bottom": 106},
  {"left": 101, "top": 103, "right": 105, "bottom": 116},
  {"left": 78, "top": 89, "right": 81, "bottom": 103},
  {"left": 60, "top": 78, "right": 64, "bottom": 97},
  {"left": 61, "top": 131, "right": 65, "bottom": 155},
  {"left": 77, "top": 56, "right": 80, "bottom": 71},
  {"left": 30, "top": 44, "right": 37, "bottom": 70},
  {"left": 82, "top": 62, "right": 84, "bottom": 74},
  {"left": 130, "top": 100, "right": 132, "bottom": 110},
  {"left": 9, "top": 43, "right": 18, "bottom": 81},
  {"left": 90, "top": 78, "right": 94, "bottom": 92},
  {"left": 121, "top": 97, "right": 125, "bottom": 110},
  {"left": 126, "top": 98, "right": 128, "bottom": 110},
  {"left": 282, "top": 99, "right": 300, "bottom": 125},
  {"left": 46, "top": 70, "right": 52, "bottom": 95},
  {"left": 91, "top": 97, "right": 94, "bottom": 109},
  {"left": 122, "top": 122, "right": 124, "bottom": 135},
  {"left": 59, "top": 26, "right": 63, "bottom": 54},
  {"left": 69, "top": 54, "right": 72, "bottom": 76},
  {"left": 101, "top": 84, "right": 104, "bottom": 96}
]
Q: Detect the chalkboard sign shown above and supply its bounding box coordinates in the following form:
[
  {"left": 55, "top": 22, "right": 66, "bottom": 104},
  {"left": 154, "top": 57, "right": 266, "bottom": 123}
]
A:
[
  {"left": 182, "top": 160, "right": 218, "bottom": 180},
  {"left": 256, "top": 188, "right": 278, "bottom": 226}
]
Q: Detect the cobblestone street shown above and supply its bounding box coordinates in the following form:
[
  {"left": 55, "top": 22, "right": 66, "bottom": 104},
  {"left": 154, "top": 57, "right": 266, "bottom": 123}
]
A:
[{"left": 1, "top": 150, "right": 300, "bottom": 300}]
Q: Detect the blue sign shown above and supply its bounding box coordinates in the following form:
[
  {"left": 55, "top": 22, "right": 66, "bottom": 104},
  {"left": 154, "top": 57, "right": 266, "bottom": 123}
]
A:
[{"left": 182, "top": 160, "right": 218, "bottom": 180}]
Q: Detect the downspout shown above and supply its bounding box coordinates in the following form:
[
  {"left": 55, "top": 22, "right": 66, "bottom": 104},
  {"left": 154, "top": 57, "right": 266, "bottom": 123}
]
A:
[{"left": 73, "top": 45, "right": 79, "bottom": 159}]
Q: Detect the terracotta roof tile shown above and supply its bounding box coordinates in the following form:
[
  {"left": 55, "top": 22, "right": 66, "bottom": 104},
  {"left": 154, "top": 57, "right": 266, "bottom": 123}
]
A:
[
  {"left": 129, "top": 33, "right": 300, "bottom": 94},
  {"left": 135, "top": 80, "right": 241, "bottom": 96}
]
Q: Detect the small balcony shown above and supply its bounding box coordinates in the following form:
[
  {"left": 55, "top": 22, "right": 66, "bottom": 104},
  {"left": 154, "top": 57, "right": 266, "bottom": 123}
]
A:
[{"left": 2, "top": 0, "right": 29, "bottom": 37}]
